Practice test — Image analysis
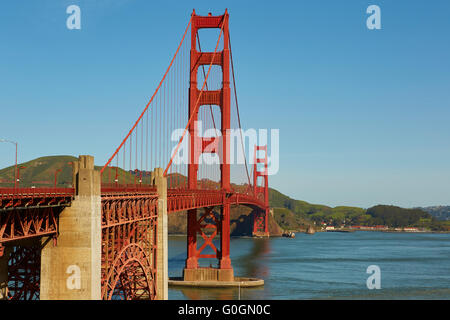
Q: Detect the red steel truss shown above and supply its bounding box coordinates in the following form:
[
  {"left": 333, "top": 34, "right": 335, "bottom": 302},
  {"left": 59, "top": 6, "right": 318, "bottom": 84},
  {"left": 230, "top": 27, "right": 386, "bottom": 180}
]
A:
[
  {"left": 101, "top": 192, "right": 158, "bottom": 300},
  {"left": 7, "top": 245, "right": 41, "bottom": 300},
  {"left": 0, "top": 206, "right": 63, "bottom": 247}
]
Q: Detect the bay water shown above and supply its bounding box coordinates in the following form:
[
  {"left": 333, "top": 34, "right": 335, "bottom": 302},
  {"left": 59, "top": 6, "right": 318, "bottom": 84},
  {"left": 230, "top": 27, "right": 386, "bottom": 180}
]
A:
[{"left": 168, "top": 232, "right": 450, "bottom": 299}]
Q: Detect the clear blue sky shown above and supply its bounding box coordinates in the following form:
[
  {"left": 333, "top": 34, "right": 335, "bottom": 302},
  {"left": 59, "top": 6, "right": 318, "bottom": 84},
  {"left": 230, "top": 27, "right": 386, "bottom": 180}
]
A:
[{"left": 1, "top": 0, "right": 449, "bottom": 208}]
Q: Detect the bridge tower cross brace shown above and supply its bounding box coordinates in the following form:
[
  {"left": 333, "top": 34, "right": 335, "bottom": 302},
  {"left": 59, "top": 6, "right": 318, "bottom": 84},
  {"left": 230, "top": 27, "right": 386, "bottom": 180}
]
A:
[
  {"left": 184, "top": 10, "right": 233, "bottom": 281},
  {"left": 252, "top": 145, "right": 270, "bottom": 237}
]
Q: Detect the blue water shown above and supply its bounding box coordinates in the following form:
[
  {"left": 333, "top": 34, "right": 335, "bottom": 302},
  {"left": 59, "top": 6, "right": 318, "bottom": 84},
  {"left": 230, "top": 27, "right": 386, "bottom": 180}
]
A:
[{"left": 168, "top": 232, "right": 450, "bottom": 299}]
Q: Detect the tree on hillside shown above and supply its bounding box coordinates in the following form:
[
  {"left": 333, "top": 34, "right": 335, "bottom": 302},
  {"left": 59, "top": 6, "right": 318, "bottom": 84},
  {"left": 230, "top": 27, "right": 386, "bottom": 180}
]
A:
[{"left": 366, "top": 205, "right": 431, "bottom": 227}]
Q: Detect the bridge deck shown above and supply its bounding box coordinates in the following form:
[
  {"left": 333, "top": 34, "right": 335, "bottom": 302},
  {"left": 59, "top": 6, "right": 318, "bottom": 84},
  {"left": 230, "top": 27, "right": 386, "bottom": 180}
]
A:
[
  {"left": 0, "top": 187, "right": 265, "bottom": 248},
  {"left": 0, "top": 187, "right": 75, "bottom": 210},
  {"left": 0, "top": 187, "right": 265, "bottom": 211}
]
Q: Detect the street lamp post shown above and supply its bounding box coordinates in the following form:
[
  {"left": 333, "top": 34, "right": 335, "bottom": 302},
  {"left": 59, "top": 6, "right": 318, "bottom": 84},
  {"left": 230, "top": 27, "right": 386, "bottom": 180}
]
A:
[
  {"left": 17, "top": 166, "right": 26, "bottom": 188},
  {"left": 114, "top": 169, "right": 119, "bottom": 187},
  {"left": 0, "top": 139, "right": 18, "bottom": 188}
]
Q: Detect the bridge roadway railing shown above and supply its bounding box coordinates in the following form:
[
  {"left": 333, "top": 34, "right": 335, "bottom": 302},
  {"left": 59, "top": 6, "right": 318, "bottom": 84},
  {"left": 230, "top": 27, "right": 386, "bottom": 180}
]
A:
[
  {"left": 99, "top": 187, "right": 265, "bottom": 214},
  {"left": 166, "top": 189, "right": 266, "bottom": 213},
  {"left": 167, "top": 189, "right": 224, "bottom": 213},
  {"left": 0, "top": 187, "right": 74, "bottom": 210}
]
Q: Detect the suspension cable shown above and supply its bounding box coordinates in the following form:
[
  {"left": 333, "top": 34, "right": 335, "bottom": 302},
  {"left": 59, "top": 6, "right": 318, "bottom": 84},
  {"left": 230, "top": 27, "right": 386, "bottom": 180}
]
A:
[
  {"left": 164, "top": 22, "right": 225, "bottom": 176},
  {"left": 101, "top": 14, "right": 193, "bottom": 174}
]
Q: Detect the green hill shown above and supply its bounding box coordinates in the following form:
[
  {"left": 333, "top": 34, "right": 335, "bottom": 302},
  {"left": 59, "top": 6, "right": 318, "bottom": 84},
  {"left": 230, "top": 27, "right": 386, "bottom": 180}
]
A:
[
  {"left": 268, "top": 187, "right": 365, "bottom": 230},
  {"left": 365, "top": 205, "right": 446, "bottom": 230},
  {"left": 267, "top": 189, "right": 449, "bottom": 231},
  {"left": 0, "top": 155, "right": 140, "bottom": 187},
  {"left": 0, "top": 155, "right": 78, "bottom": 187}
]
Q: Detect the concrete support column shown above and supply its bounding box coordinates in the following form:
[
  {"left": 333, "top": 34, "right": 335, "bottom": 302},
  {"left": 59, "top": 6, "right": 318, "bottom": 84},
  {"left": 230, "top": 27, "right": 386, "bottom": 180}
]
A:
[
  {"left": 154, "top": 168, "right": 168, "bottom": 300},
  {"left": 0, "top": 247, "right": 10, "bottom": 300},
  {"left": 40, "top": 155, "right": 101, "bottom": 300}
]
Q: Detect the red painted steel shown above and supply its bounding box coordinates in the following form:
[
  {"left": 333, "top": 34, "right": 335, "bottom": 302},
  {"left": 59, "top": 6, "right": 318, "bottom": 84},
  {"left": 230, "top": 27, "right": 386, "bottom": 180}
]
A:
[
  {"left": 101, "top": 184, "right": 156, "bottom": 195},
  {"left": 101, "top": 193, "right": 158, "bottom": 300},
  {"left": 0, "top": 188, "right": 73, "bottom": 247},
  {"left": 0, "top": 188, "right": 72, "bottom": 300},
  {"left": 183, "top": 10, "right": 235, "bottom": 270},
  {"left": 0, "top": 206, "right": 61, "bottom": 245},
  {"left": 0, "top": 187, "right": 74, "bottom": 210},
  {"left": 7, "top": 245, "right": 41, "bottom": 300},
  {"left": 252, "top": 145, "right": 270, "bottom": 236}
]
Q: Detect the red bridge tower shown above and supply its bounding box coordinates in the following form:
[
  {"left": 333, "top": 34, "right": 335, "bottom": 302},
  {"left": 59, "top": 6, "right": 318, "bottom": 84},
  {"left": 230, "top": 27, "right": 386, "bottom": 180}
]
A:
[{"left": 184, "top": 10, "right": 234, "bottom": 282}]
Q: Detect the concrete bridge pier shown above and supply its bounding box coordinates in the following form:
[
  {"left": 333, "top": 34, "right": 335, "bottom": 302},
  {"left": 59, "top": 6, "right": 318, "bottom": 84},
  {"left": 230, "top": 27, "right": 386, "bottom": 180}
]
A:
[
  {"left": 153, "top": 168, "right": 168, "bottom": 300},
  {"left": 40, "top": 155, "right": 102, "bottom": 300}
]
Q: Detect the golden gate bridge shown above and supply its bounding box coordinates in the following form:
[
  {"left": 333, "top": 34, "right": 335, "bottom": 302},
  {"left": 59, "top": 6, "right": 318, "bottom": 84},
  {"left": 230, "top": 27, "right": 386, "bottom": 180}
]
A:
[{"left": 0, "top": 10, "right": 270, "bottom": 300}]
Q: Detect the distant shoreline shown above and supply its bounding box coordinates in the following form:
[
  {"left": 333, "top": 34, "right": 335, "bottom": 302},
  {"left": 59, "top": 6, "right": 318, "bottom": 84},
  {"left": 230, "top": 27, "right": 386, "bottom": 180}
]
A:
[
  {"left": 168, "top": 230, "right": 450, "bottom": 237},
  {"left": 321, "top": 229, "right": 450, "bottom": 234}
]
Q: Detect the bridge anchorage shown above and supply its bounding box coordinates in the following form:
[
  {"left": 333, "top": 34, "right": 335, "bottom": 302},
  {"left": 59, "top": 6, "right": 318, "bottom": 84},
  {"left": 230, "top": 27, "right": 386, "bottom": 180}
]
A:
[{"left": 0, "top": 9, "right": 270, "bottom": 299}]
